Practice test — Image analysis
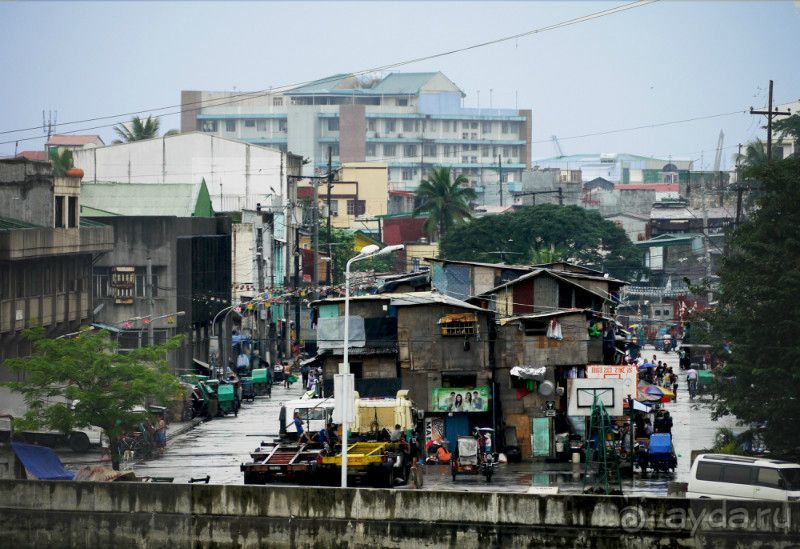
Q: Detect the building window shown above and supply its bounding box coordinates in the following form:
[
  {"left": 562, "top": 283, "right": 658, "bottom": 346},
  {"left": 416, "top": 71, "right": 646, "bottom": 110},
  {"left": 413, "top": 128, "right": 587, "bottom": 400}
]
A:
[
  {"left": 111, "top": 267, "right": 135, "bottom": 304},
  {"left": 54, "top": 196, "right": 64, "bottom": 228},
  {"left": 244, "top": 119, "right": 256, "bottom": 128},
  {"left": 329, "top": 201, "right": 339, "bottom": 217},
  {"left": 439, "top": 313, "right": 477, "bottom": 336},
  {"left": 423, "top": 144, "right": 436, "bottom": 156},
  {"left": 443, "top": 145, "right": 451, "bottom": 158},
  {"left": 366, "top": 143, "right": 377, "bottom": 156},
  {"left": 385, "top": 120, "right": 396, "bottom": 133},
  {"left": 256, "top": 120, "right": 267, "bottom": 132},
  {"left": 482, "top": 122, "right": 492, "bottom": 133},
  {"left": 68, "top": 196, "right": 78, "bottom": 228},
  {"left": 397, "top": 98, "right": 408, "bottom": 107},
  {"left": 368, "top": 119, "right": 376, "bottom": 132},
  {"left": 404, "top": 145, "right": 417, "bottom": 157},
  {"left": 135, "top": 270, "right": 158, "bottom": 298},
  {"left": 273, "top": 97, "right": 283, "bottom": 107},
  {"left": 278, "top": 119, "right": 287, "bottom": 132},
  {"left": 402, "top": 120, "right": 414, "bottom": 132},
  {"left": 427, "top": 120, "right": 437, "bottom": 132},
  {"left": 501, "top": 122, "right": 509, "bottom": 134},
  {"left": 401, "top": 169, "right": 413, "bottom": 181},
  {"left": 201, "top": 120, "right": 218, "bottom": 132},
  {"left": 94, "top": 268, "right": 110, "bottom": 298},
  {"left": 226, "top": 120, "right": 236, "bottom": 132},
  {"left": 347, "top": 200, "right": 366, "bottom": 216},
  {"left": 330, "top": 144, "right": 340, "bottom": 157},
  {"left": 327, "top": 118, "right": 339, "bottom": 132},
  {"left": 383, "top": 144, "right": 396, "bottom": 157}
]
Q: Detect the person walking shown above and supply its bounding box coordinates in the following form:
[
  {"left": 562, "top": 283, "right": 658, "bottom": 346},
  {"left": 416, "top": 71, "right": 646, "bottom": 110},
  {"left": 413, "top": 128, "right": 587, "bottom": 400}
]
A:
[
  {"left": 283, "top": 362, "right": 292, "bottom": 389},
  {"left": 300, "top": 362, "right": 310, "bottom": 389},
  {"left": 686, "top": 366, "right": 698, "bottom": 399},
  {"left": 669, "top": 369, "right": 678, "bottom": 399}
]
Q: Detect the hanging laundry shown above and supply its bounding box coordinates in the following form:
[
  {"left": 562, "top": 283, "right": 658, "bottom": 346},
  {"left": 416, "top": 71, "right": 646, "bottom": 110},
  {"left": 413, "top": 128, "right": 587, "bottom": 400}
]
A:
[{"left": 546, "top": 319, "right": 563, "bottom": 340}]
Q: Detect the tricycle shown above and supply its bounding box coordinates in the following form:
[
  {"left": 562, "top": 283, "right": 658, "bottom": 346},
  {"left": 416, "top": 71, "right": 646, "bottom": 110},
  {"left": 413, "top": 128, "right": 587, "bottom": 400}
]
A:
[
  {"left": 636, "top": 433, "right": 677, "bottom": 473},
  {"left": 216, "top": 383, "right": 239, "bottom": 417},
  {"left": 451, "top": 431, "right": 496, "bottom": 483}
]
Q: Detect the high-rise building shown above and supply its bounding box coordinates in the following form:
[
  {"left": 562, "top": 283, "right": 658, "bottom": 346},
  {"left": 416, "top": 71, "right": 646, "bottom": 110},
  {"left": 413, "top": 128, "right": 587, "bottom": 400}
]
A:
[{"left": 182, "top": 72, "right": 532, "bottom": 205}]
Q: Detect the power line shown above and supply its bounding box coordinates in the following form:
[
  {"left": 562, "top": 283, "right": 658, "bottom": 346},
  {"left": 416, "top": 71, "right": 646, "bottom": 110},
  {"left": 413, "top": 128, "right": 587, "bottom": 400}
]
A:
[{"left": 0, "top": 0, "right": 657, "bottom": 143}]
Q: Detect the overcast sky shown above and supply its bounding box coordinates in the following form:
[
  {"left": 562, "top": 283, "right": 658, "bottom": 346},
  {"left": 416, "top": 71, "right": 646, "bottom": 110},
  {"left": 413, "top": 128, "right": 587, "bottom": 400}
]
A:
[{"left": 1, "top": 1, "right": 798, "bottom": 168}]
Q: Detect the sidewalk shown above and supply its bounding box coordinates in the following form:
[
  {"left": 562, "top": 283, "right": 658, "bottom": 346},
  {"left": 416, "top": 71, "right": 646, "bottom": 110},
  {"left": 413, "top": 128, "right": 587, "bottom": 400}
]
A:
[{"left": 166, "top": 418, "right": 202, "bottom": 442}]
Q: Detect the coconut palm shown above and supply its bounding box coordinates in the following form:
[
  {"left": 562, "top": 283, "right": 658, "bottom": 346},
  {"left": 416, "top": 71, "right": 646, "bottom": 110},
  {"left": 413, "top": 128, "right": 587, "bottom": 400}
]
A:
[
  {"left": 113, "top": 115, "right": 161, "bottom": 143},
  {"left": 413, "top": 167, "right": 477, "bottom": 239},
  {"left": 735, "top": 139, "right": 768, "bottom": 169}
]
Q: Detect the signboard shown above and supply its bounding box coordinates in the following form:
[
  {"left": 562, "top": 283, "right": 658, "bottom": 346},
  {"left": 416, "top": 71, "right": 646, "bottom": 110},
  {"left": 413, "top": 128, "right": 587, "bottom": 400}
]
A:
[
  {"left": 424, "top": 417, "right": 445, "bottom": 446},
  {"left": 431, "top": 386, "right": 489, "bottom": 412},
  {"left": 567, "top": 378, "right": 625, "bottom": 417},
  {"left": 586, "top": 364, "right": 638, "bottom": 396}
]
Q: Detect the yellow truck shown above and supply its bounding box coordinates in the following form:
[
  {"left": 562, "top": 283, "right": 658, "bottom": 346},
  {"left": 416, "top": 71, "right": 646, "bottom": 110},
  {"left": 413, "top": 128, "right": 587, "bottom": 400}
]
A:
[{"left": 317, "top": 440, "right": 411, "bottom": 487}]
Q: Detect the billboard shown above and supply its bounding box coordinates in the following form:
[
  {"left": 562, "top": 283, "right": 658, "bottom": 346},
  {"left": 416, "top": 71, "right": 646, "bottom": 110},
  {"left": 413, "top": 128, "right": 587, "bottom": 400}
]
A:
[
  {"left": 431, "top": 387, "right": 489, "bottom": 412},
  {"left": 585, "top": 364, "right": 638, "bottom": 396}
]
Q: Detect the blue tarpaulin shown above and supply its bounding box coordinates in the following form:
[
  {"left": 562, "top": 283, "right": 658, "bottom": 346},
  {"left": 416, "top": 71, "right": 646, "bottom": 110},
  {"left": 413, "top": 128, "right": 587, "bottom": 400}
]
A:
[{"left": 11, "top": 442, "right": 75, "bottom": 480}]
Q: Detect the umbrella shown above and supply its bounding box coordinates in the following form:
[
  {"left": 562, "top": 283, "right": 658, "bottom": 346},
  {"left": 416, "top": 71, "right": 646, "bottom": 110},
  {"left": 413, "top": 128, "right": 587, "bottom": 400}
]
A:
[
  {"left": 638, "top": 362, "right": 656, "bottom": 369},
  {"left": 637, "top": 382, "right": 665, "bottom": 402}
]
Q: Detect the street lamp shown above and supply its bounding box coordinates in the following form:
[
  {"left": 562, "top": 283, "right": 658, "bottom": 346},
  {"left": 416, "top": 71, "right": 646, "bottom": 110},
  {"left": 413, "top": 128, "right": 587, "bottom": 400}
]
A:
[{"left": 339, "top": 243, "right": 404, "bottom": 488}]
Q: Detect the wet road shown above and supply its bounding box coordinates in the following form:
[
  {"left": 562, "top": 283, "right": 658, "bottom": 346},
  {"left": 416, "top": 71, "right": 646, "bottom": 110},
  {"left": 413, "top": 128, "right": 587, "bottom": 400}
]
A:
[{"left": 131, "top": 349, "right": 737, "bottom": 495}]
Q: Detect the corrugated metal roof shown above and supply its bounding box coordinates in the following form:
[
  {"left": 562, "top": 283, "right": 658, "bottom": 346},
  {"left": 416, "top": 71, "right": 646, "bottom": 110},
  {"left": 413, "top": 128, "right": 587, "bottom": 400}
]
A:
[
  {"left": 370, "top": 73, "right": 439, "bottom": 95},
  {"left": 0, "top": 216, "right": 43, "bottom": 231},
  {"left": 80, "top": 182, "right": 201, "bottom": 217},
  {"left": 499, "top": 308, "right": 592, "bottom": 325},
  {"left": 650, "top": 206, "right": 733, "bottom": 220},
  {"left": 311, "top": 290, "right": 485, "bottom": 312},
  {"left": 287, "top": 74, "right": 354, "bottom": 95}
]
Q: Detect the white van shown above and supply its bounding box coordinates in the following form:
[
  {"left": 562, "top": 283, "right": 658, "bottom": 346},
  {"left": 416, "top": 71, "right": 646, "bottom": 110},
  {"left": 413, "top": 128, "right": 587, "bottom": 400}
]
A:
[{"left": 688, "top": 453, "right": 800, "bottom": 501}]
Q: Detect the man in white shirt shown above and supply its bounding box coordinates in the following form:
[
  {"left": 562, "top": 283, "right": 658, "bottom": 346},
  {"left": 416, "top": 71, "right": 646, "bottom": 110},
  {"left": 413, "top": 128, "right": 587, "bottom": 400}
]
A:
[{"left": 686, "top": 367, "right": 699, "bottom": 398}]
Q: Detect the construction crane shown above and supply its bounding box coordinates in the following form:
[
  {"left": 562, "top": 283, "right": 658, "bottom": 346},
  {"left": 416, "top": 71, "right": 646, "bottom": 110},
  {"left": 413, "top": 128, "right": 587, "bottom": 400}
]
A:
[{"left": 551, "top": 135, "right": 564, "bottom": 157}]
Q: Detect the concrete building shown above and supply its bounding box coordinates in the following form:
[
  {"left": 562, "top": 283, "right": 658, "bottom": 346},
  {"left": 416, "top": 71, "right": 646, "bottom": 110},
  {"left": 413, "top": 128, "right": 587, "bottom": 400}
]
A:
[
  {"left": 297, "top": 162, "right": 389, "bottom": 231},
  {"left": 604, "top": 212, "right": 649, "bottom": 242},
  {"left": 0, "top": 159, "right": 114, "bottom": 414},
  {"left": 79, "top": 181, "right": 231, "bottom": 372},
  {"left": 534, "top": 153, "right": 693, "bottom": 185},
  {"left": 181, "top": 72, "right": 533, "bottom": 197}
]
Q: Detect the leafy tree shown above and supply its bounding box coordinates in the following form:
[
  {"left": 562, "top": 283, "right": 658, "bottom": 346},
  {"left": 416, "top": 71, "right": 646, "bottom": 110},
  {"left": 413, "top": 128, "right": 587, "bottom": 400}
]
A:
[
  {"left": 318, "top": 228, "right": 394, "bottom": 285},
  {"left": 770, "top": 114, "right": 800, "bottom": 151},
  {"left": 413, "top": 167, "right": 477, "bottom": 239},
  {"left": 1, "top": 328, "right": 183, "bottom": 469},
  {"left": 708, "top": 156, "right": 800, "bottom": 456},
  {"left": 439, "top": 204, "right": 645, "bottom": 281},
  {"left": 113, "top": 115, "right": 161, "bottom": 143},
  {"left": 49, "top": 148, "right": 73, "bottom": 177}
]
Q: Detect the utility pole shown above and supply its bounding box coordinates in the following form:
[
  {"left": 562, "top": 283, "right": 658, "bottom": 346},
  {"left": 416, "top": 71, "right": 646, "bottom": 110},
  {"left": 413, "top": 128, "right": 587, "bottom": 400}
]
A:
[
  {"left": 750, "top": 80, "right": 791, "bottom": 161},
  {"left": 735, "top": 143, "right": 743, "bottom": 227},
  {"left": 146, "top": 256, "right": 154, "bottom": 346},
  {"left": 326, "top": 147, "right": 333, "bottom": 286},
  {"left": 312, "top": 178, "right": 320, "bottom": 301},
  {"left": 498, "top": 155, "right": 503, "bottom": 207},
  {"left": 293, "top": 228, "right": 301, "bottom": 354},
  {"left": 701, "top": 173, "right": 713, "bottom": 304}
]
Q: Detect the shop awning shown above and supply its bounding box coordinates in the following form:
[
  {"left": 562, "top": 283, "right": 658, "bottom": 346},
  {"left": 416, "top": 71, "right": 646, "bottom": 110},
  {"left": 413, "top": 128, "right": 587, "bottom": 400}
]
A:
[
  {"left": 193, "top": 359, "right": 212, "bottom": 373},
  {"left": 11, "top": 442, "right": 74, "bottom": 480}
]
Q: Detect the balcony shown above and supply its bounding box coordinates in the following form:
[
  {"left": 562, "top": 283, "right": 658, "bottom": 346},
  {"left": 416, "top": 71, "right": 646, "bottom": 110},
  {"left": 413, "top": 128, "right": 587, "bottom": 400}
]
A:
[{"left": 0, "top": 225, "right": 114, "bottom": 261}]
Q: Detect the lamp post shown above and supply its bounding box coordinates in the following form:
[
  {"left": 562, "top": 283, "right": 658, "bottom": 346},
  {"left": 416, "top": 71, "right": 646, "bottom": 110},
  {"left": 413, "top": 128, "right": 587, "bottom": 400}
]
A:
[{"left": 339, "top": 243, "right": 404, "bottom": 488}]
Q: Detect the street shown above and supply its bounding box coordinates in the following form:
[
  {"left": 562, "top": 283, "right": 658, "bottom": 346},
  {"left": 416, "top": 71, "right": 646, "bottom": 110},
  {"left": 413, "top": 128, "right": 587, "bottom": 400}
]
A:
[{"left": 115, "top": 349, "right": 737, "bottom": 495}]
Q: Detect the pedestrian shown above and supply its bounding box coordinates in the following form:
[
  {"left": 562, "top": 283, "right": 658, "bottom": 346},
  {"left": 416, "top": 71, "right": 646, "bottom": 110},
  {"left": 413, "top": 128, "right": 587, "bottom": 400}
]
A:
[
  {"left": 292, "top": 411, "right": 311, "bottom": 444},
  {"left": 155, "top": 416, "right": 167, "bottom": 453},
  {"left": 687, "top": 366, "right": 698, "bottom": 399},
  {"left": 643, "top": 418, "right": 653, "bottom": 436},
  {"left": 283, "top": 362, "right": 292, "bottom": 388},
  {"left": 662, "top": 411, "right": 673, "bottom": 435},
  {"left": 300, "top": 362, "right": 310, "bottom": 389},
  {"left": 670, "top": 369, "right": 678, "bottom": 399}
]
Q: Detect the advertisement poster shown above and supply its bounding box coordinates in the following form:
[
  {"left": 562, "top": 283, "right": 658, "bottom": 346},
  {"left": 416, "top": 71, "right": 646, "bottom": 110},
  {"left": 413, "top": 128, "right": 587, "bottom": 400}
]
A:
[
  {"left": 431, "top": 387, "right": 489, "bottom": 412},
  {"left": 425, "top": 417, "right": 445, "bottom": 447}
]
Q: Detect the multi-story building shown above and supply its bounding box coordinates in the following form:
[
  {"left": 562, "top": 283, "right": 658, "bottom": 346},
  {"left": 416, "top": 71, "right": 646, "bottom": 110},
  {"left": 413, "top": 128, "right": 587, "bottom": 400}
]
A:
[
  {"left": 181, "top": 72, "right": 533, "bottom": 198},
  {"left": 0, "top": 158, "right": 114, "bottom": 415},
  {"left": 534, "top": 153, "right": 693, "bottom": 185}
]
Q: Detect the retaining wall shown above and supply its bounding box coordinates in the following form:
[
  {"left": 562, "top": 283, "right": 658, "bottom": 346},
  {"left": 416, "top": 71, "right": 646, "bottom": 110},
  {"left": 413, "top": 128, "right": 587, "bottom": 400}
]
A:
[{"left": 1, "top": 479, "right": 798, "bottom": 548}]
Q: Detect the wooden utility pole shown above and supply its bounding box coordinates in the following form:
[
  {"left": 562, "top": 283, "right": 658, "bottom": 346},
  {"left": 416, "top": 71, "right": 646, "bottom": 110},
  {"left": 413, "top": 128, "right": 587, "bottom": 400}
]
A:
[
  {"left": 735, "top": 143, "right": 743, "bottom": 227},
  {"left": 750, "top": 80, "right": 791, "bottom": 161},
  {"left": 326, "top": 147, "right": 333, "bottom": 286}
]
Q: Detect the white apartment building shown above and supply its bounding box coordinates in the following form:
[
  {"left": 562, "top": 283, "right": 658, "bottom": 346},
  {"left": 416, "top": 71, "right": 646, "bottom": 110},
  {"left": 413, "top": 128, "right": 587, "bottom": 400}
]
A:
[{"left": 181, "top": 72, "right": 533, "bottom": 205}]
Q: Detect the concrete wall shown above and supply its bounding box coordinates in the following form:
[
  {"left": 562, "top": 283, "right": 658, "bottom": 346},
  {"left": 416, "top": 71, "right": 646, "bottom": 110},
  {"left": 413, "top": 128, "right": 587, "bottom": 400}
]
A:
[
  {"left": 0, "top": 159, "right": 54, "bottom": 227},
  {"left": 1, "top": 479, "right": 797, "bottom": 548},
  {"left": 72, "top": 133, "right": 285, "bottom": 212}
]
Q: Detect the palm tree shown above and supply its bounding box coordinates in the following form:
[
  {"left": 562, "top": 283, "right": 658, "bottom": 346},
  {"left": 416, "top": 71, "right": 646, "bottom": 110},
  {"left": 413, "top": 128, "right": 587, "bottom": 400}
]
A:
[
  {"left": 413, "top": 167, "right": 477, "bottom": 239},
  {"left": 113, "top": 115, "right": 161, "bottom": 143},
  {"left": 735, "top": 139, "right": 775, "bottom": 168},
  {"left": 49, "top": 148, "right": 73, "bottom": 177}
]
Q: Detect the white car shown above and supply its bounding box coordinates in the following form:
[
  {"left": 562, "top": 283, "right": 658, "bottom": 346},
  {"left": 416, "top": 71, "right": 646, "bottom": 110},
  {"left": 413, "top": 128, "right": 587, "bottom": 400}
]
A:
[{"left": 688, "top": 453, "right": 800, "bottom": 501}]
